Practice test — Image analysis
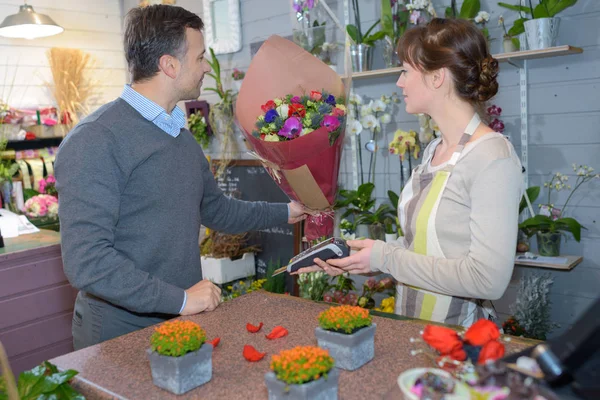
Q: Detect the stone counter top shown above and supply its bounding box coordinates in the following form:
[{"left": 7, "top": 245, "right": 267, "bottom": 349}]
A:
[{"left": 50, "top": 291, "right": 534, "bottom": 399}]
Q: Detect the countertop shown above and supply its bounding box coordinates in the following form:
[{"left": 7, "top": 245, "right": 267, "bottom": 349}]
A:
[{"left": 50, "top": 291, "right": 536, "bottom": 399}]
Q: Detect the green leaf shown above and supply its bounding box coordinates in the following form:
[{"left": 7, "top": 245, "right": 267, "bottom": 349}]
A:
[
  {"left": 357, "top": 183, "right": 375, "bottom": 200},
  {"left": 54, "top": 383, "right": 86, "bottom": 400},
  {"left": 363, "top": 31, "right": 386, "bottom": 46},
  {"left": 547, "top": 0, "right": 577, "bottom": 17},
  {"left": 17, "top": 364, "right": 46, "bottom": 398},
  {"left": 555, "top": 217, "right": 585, "bottom": 242},
  {"left": 512, "top": 37, "right": 521, "bottom": 49},
  {"left": 508, "top": 17, "right": 527, "bottom": 36},
  {"left": 346, "top": 24, "right": 360, "bottom": 44},
  {"left": 459, "top": 0, "right": 480, "bottom": 19},
  {"left": 497, "top": 2, "right": 532, "bottom": 14},
  {"left": 445, "top": 6, "right": 455, "bottom": 18},
  {"left": 519, "top": 186, "right": 541, "bottom": 215},
  {"left": 381, "top": 0, "right": 394, "bottom": 38},
  {"left": 533, "top": 3, "right": 550, "bottom": 18},
  {"left": 387, "top": 190, "right": 399, "bottom": 210},
  {"left": 363, "top": 20, "right": 380, "bottom": 39}
]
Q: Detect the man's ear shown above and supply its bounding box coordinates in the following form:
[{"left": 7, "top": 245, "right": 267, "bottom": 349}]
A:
[
  {"left": 431, "top": 68, "right": 446, "bottom": 90},
  {"left": 158, "top": 54, "right": 180, "bottom": 79}
]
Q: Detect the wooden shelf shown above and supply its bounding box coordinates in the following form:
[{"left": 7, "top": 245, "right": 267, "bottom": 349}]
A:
[
  {"left": 350, "top": 45, "right": 583, "bottom": 80},
  {"left": 514, "top": 253, "right": 583, "bottom": 271}
]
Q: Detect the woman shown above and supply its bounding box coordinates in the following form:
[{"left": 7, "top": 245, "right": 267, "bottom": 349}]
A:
[{"left": 298, "top": 18, "right": 522, "bottom": 327}]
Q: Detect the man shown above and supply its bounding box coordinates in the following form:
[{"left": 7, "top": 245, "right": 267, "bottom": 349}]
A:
[{"left": 55, "top": 5, "right": 310, "bottom": 350}]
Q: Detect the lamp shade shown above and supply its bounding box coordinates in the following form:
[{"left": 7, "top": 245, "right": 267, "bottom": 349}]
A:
[{"left": 0, "top": 4, "right": 64, "bottom": 39}]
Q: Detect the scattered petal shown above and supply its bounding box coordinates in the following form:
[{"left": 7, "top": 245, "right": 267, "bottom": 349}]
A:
[
  {"left": 265, "top": 326, "right": 289, "bottom": 340},
  {"left": 243, "top": 345, "right": 266, "bottom": 362},
  {"left": 246, "top": 322, "right": 263, "bottom": 333},
  {"left": 208, "top": 337, "right": 220, "bottom": 348}
]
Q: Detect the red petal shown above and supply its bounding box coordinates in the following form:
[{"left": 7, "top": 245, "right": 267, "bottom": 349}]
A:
[
  {"left": 243, "top": 345, "right": 266, "bottom": 362},
  {"left": 478, "top": 340, "right": 505, "bottom": 364},
  {"left": 208, "top": 338, "right": 220, "bottom": 348},
  {"left": 464, "top": 319, "right": 501, "bottom": 346},
  {"left": 246, "top": 322, "right": 263, "bottom": 333},
  {"left": 265, "top": 326, "right": 288, "bottom": 340},
  {"left": 422, "top": 325, "right": 462, "bottom": 354}
]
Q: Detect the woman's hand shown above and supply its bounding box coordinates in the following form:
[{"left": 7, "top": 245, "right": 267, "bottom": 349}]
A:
[
  {"left": 326, "top": 239, "right": 375, "bottom": 274},
  {"left": 291, "top": 258, "right": 345, "bottom": 276}
]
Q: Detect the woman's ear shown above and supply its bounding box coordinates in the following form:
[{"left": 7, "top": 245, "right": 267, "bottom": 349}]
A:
[{"left": 431, "top": 68, "right": 446, "bottom": 90}]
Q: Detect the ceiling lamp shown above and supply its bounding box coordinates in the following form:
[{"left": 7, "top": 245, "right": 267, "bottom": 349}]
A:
[{"left": 0, "top": 3, "right": 64, "bottom": 40}]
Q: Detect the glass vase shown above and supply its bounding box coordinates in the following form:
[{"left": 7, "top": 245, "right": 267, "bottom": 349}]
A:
[
  {"left": 382, "top": 39, "right": 399, "bottom": 68},
  {"left": 536, "top": 231, "right": 561, "bottom": 257}
]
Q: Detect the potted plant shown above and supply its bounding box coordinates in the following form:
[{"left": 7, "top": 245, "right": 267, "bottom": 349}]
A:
[
  {"left": 188, "top": 111, "right": 211, "bottom": 149},
  {"left": 384, "top": 217, "right": 397, "bottom": 242},
  {"left": 315, "top": 305, "right": 376, "bottom": 370},
  {"left": 445, "top": 0, "right": 492, "bottom": 45},
  {"left": 499, "top": 15, "right": 519, "bottom": 52},
  {"left": 336, "top": 182, "right": 376, "bottom": 238},
  {"left": 357, "top": 276, "right": 395, "bottom": 309},
  {"left": 498, "top": 0, "right": 578, "bottom": 50},
  {"left": 355, "top": 203, "right": 395, "bottom": 241},
  {"left": 380, "top": 0, "right": 409, "bottom": 68},
  {"left": 200, "top": 230, "right": 260, "bottom": 284},
  {"left": 519, "top": 164, "right": 598, "bottom": 256},
  {"left": 264, "top": 346, "right": 339, "bottom": 400},
  {"left": 147, "top": 320, "right": 212, "bottom": 395},
  {"left": 346, "top": 0, "right": 385, "bottom": 71}
]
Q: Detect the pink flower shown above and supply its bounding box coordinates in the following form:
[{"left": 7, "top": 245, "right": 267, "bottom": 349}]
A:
[
  {"left": 290, "top": 96, "right": 301, "bottom": 104},
  {"left": 489, "top": 118, "right": 505, "bottom": 133},
  {"left": 46, "top": 175, "right": 56, "bottom": 184},
  {"left": 320, "top": 115, "right": 340, "bottom": 132},
  {"left": 487, "top": 105, "right": 502, "bottom": 116},
  {"left": 332, "top": 107, "right": 345, "bottom": 117}
]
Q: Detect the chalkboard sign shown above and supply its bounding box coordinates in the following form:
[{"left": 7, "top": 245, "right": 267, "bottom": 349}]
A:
[{"left": 210, "top": 160, "right": 301, "bottom": 290}]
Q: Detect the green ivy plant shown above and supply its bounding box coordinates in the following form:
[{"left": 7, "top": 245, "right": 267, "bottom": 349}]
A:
[{"left": 498, "top": 0, "right": 578, "bottom": 40}]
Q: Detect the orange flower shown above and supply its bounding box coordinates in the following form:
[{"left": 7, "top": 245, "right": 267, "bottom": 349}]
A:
[
  {"left": 318, "top": 305, "right": 372, "bottom": 334},
  {"left": 150, "top": 320, "right": 206, "bottom": 357},
  {"left": 422, "top": 325, "right": 462, "bottom": 355},
  {"left": 270, "top": 346, "right": 334, "bottom": 385},
  {"left": 464, "top": 319, "right": 500, "bottom": 346}
]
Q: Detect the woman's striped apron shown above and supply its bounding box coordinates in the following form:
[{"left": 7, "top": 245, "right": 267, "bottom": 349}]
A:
[{"left": 395, "top": 113, "right": 494, "bottom": 327}]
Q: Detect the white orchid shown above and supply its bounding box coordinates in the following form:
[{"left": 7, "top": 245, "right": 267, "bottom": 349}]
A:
[
  {"left": 380, "top": 113, "right": 392, "bottom": 124},
  {"left": 360, "top": 101, "right": 373, "bottom": 117},
  {"left": 348, "top": 119, "right": 363, "bottom": 136},
  {"left": 372, "top": 99, "right": 387, "bottom": 112},
  {"left": 361, "top": 114, "right": 380, "bottom": 131},
  {"left": 475, "top": 11, "right": 490, "bottom": 24},
  {"left": 349, "top": 92, "right": 363, "bottom": 105}
]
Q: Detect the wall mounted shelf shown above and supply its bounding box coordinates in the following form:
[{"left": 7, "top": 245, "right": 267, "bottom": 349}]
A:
[{"left": 349, "top": 45, "right": 583, "bottom": 80}]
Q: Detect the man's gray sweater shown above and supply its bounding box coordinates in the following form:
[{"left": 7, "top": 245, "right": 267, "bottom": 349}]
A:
[{"left": 55, "top": 98, "right": 288, "bottom": 317}]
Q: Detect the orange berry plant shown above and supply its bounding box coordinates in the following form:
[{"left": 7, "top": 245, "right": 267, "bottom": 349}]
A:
[
  {"left": 150, "top": 320, "right": 206, "bottom": 357},
  {"left": 318, "top": 305, "right": 372, "bottom": 334},
  {"left": 270, "top": 346, "right": 334, "bottom": 386}
]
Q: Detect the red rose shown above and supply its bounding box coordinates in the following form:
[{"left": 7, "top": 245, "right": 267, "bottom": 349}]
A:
[
  {"left": 478, "top": 340, "right": 505, "bottom": 364},
  {"left": 422, "top": 325, "right": 463, "bottom": 355},
  {"left": 310, "top": 90, "right": 322, "bottom": 101},
  {"left": 464, "top": 319, "right": 500, "bottom": 346},
  {"left": 261, "top": 100, "right": 276, "bottom": 113},
  {"left": 288, "top": 103, "right": 306, "bottom": 118}
]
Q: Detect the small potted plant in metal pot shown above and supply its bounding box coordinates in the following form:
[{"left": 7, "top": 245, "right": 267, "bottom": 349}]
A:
[
  {"left": 315, "top": 305, "right": 375, "bottom": 370},
  {"left": 147, "top": 320, "right": 212, "bottom": 395},
  {"left": 264, "top": 345, "right": 339, "bottom": 400}
]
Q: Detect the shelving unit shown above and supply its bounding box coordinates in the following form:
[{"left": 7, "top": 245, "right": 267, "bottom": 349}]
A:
[
  {"left": 515, "top": 254, "right": 583, "bottom": 271},
  {"left": 349, "top": 45, "right": 583, "bottom": 80}
]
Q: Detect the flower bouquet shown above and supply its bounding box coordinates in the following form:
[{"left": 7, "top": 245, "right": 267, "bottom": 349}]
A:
[
  {"left": 22, "top": 193, "right": 59, "bottom": 230},
  {"left": 264, "top": 345, "right": 339, "bottom": 399},
  {"left": 314, "top": 305, "right": 375, "bottom": 370},
  {"left": 147, "top": 320, "right": 212, "bottom": 394},
  {"left": 236, "top": 35, "right": 349, "bottom": 241}
]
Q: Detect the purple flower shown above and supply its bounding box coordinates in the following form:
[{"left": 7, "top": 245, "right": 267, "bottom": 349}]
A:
[
  {"left": 307, "top": 0, "right": 315, "bottom": 9},
  {"left": 291, "top": 96, "right": 301, "bottom": 104},
  {"left": 293, "top": 4, "right": 302, "bottom": 12},
  {"left": 325, "top": 94, "right": 336, "bottom": 106},
  {"left": 278, "top": 117, "right": 303, "bottom": 138},
  {"left": 321, "top": 115, "right": 340, "bottom": 132},
  {"left": 264, "top": 109, "right": 279, "bottom": 123},
  {"left": 365, "top": 278, "right": 377, "bottom": 290}
]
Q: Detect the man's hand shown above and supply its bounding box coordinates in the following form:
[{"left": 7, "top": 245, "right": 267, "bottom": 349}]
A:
[
  {"left": 288, "top": 201, "right": 317, "bottom": 224},
  {"left": 180, "top": 280, "right": 222, "bottom": 316}
]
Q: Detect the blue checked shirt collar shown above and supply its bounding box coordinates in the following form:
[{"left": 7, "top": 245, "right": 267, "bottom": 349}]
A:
[{"left": 120, "top": 84, "right": 186, "bottom": 138}]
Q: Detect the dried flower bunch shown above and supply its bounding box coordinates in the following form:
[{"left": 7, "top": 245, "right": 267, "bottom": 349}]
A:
[
  {"left": 318, "top": 305, "right": 372, "bottom": 334},
  {"left": 45, "top": 48, "right": 97, "bottom": 135},
  {"left": 150, "top": 320, "right": 206, "bottom": 357},
  {"left": 270, "top": 346, "right": 334, "bottom": 385},
  {"left": 200, "top": 230, "right": 260, "bottom": 260}
]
